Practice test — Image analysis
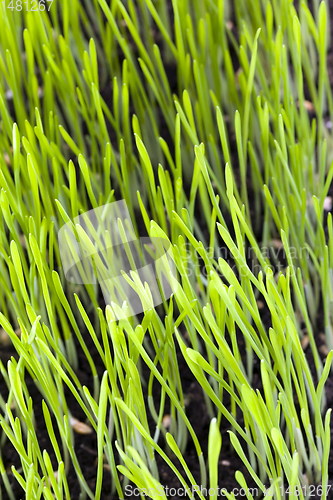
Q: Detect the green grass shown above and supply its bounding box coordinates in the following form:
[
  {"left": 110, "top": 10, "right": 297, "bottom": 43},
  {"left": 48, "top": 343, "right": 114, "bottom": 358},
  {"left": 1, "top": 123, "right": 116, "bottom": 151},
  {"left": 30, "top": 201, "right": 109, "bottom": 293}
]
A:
[{"left": 0, "top": 0, "right": 333, "bottom": 499}]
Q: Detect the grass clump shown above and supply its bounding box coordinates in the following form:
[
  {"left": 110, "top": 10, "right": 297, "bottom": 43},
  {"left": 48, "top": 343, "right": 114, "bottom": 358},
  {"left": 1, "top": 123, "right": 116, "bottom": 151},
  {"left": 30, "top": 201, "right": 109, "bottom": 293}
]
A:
[{"left": 0, "top": 0, "right": 333, "bottom": 499}]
